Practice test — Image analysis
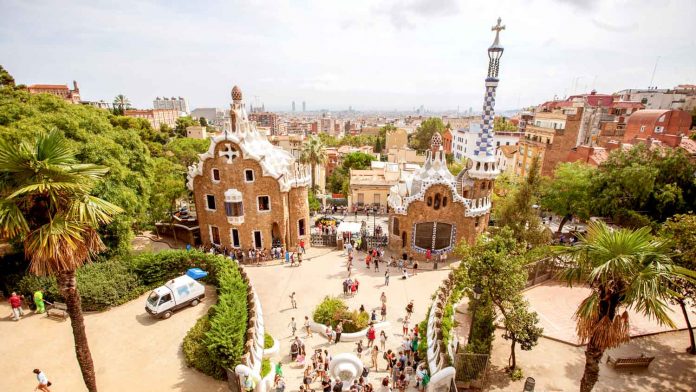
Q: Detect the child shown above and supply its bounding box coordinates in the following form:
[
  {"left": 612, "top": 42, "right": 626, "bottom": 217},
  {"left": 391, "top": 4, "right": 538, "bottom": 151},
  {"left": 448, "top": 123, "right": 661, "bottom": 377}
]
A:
[{"left": 355, "top": 340, "right": 364, "bottom": 358}]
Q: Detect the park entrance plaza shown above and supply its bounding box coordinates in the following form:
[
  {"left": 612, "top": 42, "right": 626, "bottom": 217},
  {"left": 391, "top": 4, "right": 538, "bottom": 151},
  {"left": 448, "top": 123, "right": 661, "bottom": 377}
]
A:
[{"left": 2, "top": 240, "right": 695, "bottom": 391}]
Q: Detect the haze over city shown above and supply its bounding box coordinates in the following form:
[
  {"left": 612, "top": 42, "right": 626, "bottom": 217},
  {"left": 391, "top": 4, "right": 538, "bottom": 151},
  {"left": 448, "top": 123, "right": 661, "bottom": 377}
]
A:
[{"left": 1, "top": 0, "right": 694, "bottom": 111}]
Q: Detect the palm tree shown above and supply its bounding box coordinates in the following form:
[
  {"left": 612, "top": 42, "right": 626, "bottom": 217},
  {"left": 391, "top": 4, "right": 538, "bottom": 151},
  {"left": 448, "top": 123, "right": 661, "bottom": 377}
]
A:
[
  {"left": 0, "top": 130, "right": 122, "bottom": 392},
  {"left": 556, "top": 222, "right": 694, "bottom": 392},
  {"left": 112, "top": 94, "right": 131, "bottom": 114},
  {"left": 299, "top": 136, "right": 327, "bottom": 194}
]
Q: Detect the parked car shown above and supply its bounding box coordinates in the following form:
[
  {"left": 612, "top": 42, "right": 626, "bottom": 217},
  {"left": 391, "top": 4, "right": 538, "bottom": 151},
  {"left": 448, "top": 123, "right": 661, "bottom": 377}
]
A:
[{"left": 145, "top": 271, "right": 206, "bottom": 319}]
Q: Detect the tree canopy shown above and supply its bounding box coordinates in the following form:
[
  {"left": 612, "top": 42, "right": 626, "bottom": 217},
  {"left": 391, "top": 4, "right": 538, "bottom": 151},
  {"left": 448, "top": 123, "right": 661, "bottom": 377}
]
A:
[
  {"left": 409, "top": 117, "right": 445, "bottom": 152},
  {"left": 540, "top": 162, "right": 594, "bottom": 233}
]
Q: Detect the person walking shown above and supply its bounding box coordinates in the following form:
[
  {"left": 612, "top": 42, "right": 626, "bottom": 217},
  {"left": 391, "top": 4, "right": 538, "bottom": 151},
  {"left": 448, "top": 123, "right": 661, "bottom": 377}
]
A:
[
  {"left": 8, "top": 292, "right": 23, "bottom": 321},
  {"left": 384, "top": 270, "right": 390, "bottom": 286},
  {"left": 371, "top": 310, "right": 377, "bottom": 323},
  {"left": 374, "top": 257, "right": 379, "bottom": 272},
  {"left": 285, "top": 249, "right": 290, "bottom": 264},
  {"left": 33, "top": 369, "right": 51, "bottom": 392},
  {"left": 33, "top": 290, "right": 46, "bottom": 314},
  {"left": 289, "top": 317, "right": 297, "bottom": 336},
  {"left": 380, "top": 292, "right": 387, "bottom": 306},
  {"left": 304, "top": 316, "right": 313, "bottom": 337},
  {"left": 299, "top": 239, "right": 306, "bottom": 254},
  {"left": 380, "top": 303, "right": 387, "bottom": 322},
  {"left": 366, "top": 325, "right": 376, "bottom": 348},
  {"left": 433, "top": 253, "right": 439, "bottom": 270},
  {"left": 402, "top": 318, "right": 410, "bottom": 336},
  {"left": 335, "top": 321, "right": 343, "bottom": 343},
  {"left": 371, "top": 345, "right": 380, "bottom": 370},
  {"left": 290, "top": 292, "right": 298, "bottom": 309},
  {"left": 379, "top": 331, "right": 388, "bottom": 351},
  {"left": 412, "top": 259, "right": 418, "bottom": 276},
  {"left": 405, "top": 300, "right": 414, "bottom": 320}
]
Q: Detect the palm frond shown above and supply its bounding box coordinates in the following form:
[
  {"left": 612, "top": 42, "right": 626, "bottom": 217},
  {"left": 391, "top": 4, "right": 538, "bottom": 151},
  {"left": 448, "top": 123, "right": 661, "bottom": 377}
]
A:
[
  {"left": 0, "top": 200, "right": 30, "bottom": 238},
  {"left": 67, "top": 194, "right": 123, "bottom": 225}
]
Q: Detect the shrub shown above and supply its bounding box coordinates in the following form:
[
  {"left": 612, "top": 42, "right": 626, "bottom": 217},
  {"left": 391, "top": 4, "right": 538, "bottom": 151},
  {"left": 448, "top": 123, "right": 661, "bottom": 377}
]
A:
[
  {"left": 510, "top": 368, "right": 524, "bottom": 381},
  {"left": 129, "top": 250, "right": 220, "bottom": 288},
  {"left": 313, "top": 296, "right": 369, "bottom": 333},
  {"left": 264, "top": 333, "right": 274, "bottom": 349},
  {"left": 17, "top": 258, "right": 143, "bottom": 311},
  {"left": 261, "top": 359, "right": 271, "bottom": 378},
  {"left": 183, "top": 314, "right": 225, "bottom": 380},
  {"left": 466, "top": 293, "right": 495, "bottom": 355}
]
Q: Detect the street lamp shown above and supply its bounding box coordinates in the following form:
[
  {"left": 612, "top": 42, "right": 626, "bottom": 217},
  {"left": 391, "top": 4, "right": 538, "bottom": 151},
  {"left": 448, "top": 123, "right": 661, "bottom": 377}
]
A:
[{"left": 468, "top": 283, "right": 483, "bottom": 344}]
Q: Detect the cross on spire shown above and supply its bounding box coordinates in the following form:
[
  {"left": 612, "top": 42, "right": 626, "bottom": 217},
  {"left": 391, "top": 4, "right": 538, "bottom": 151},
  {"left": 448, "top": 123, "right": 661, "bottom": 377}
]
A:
[
  {"left": 219, "top": 144, "right": 239, "bottom": 163},
  {"left": 491, "top": 17, "right": 505, "bottom": 47}
]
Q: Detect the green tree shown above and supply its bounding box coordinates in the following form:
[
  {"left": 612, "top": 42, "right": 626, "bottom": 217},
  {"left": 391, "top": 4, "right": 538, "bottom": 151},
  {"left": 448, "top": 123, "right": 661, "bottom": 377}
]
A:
[
  {"left": 174, "top": 116, "right": 198, "bottom": 137},
  {"left": 0, "top": 130, "right": 123, "bottom": 392},
  {"left": 308, "top": 192, "right": 321, "bottom": 212},
  {"left": 112, "top": 94, "right": 130, "bottom": 115},
  {"left": 341, "top": 151, "right": 374, "bottom": 171},
  {"left": 447, "top": 157, "right": 466, "bottom": 176},
  {"left": 540, "top": 162, "right": 594, "bottom": 234},
  {"left": 150, "top": 158, "right": 188, "bottom": 238},
  {"left": 199, "top": 117, "right": 208, "bottom": 127},
  {"left": 497, "top": 155, "right": 549, "bottom": 245},
  {"left": 409, "top": 117, "right": 445, "bottom": 152},
  {"left": 590, "top": 144, "right": 696, "bottom": 226},
  {"left": 661, "top": 214, "right": 696, "bottom": 354},
  {"left": 299, "top": 136, "right": 327, "bottom": 194},
  {"left": 317, "top": 132, "right": 339, "bottom": 147},
  {"left": 165, "top": 138, "right": 211, "bottom": 167},
  {"left": 455, "top": 229, "right": 543, "bottom": 371},
  {"left": 0, "top": 65, "right": 16, "bottom": 87},
  {"left": 493, "top": 116, "right": 518, "bottom": 131},
  {"left": 556, "top": 222, "right": 695, "bottom": 391}
]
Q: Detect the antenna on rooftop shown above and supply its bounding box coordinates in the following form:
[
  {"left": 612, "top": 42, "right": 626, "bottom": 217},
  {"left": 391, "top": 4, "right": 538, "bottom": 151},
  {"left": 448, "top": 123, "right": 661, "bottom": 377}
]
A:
[{"left": 649, "top": 56, "right": 660, "bottom": 88}]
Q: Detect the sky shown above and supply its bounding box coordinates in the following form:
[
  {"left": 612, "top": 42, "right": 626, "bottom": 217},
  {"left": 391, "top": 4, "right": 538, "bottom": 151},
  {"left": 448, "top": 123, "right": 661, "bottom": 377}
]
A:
[{"left": 1, "top": 0, "right": 695, "bottom": 112}]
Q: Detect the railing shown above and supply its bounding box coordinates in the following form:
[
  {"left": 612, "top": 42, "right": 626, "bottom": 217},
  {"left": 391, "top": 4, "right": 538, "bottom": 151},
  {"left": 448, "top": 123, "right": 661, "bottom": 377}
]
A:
[
  {"left": 364, "top": 235, "right": 387, "bottom": 249},
  {"left": 453, "top": 352, "right": 489, "bottom": 386},
  {"left": 524, "top": 255, "right": 563, "bottom": 288},
  {"left": 310, "top": 234, "right": 337, "bottom": 247}
]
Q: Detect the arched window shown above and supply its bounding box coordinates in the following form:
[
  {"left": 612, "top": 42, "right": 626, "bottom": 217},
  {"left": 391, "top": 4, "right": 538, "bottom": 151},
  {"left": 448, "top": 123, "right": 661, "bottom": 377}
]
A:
[
  {"left": 414, "top": 222, "right": 453, "bottom": 251},
  {"left": 392, "top": 217, "right": 400, "bottom": 235},
  {"left": 427, "top": 196, "right": 433, "bottom": 206},
  {"left": 433, "top": 193, "right": 441, "bottom": 210},
  {"left": 442, "top": 196, "right": 448, "bottom": 207}
]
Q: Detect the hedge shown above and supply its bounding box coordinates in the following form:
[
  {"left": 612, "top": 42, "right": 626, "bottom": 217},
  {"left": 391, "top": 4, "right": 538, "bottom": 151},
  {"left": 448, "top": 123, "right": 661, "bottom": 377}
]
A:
[
  {"left": 264, "top": 333, "right": 274, "bottom": 350},
  {"left": 182, "top": 315, "right": 225, "bottom": 379},
  {"left": 313, "top": 296, "right": 369, "bottom": 333}
]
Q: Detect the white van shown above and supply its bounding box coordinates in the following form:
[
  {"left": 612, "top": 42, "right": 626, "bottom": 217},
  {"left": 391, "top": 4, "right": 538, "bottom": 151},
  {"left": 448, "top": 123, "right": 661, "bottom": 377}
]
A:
[{"left": 145, "top": 275, "right": 205, "bottom": 319}]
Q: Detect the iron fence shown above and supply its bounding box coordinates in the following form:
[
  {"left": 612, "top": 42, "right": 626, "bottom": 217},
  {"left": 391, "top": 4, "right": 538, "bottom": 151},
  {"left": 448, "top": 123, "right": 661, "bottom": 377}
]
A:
[
  {"left": 310, "top": 234, "right": 337, "bottom": 247},
  {"left": 453, "top": 352, "right": 489, "bottom": 386},
  {"left": 524, "top": 255, "right": 563, "bottom": 288}
]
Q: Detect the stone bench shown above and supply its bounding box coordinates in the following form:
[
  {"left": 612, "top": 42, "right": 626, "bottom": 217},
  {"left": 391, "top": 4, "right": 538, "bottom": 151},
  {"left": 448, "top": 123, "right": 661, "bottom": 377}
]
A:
[{"left": 606, "top": 354, "right": 654, "bottom": 369}]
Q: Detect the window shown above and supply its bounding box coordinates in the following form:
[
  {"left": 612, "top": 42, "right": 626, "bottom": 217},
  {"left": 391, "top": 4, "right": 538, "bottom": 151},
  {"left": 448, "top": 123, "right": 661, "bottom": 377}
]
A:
[
  {"left": 358, "top": 193, "right": 364, "bottom": 204},
  {"left": 442, "top": 196, "right": 448, "bottom": 207},
  {"left": 231, "top": 229, "right": 240, "bottom": 248},
  {"left": 258, "top": 196, "right": 270, "bottom": 211},
  {"left": 427, "top": 196, "right": 433, "bottom": 206},
  {"left": 206, "top": 194, "right": 216, "bottom": 211},
  {"left": 640, "top": 125, "right": 646, "bottom": 133},
  {"left": 413, "top": 222, "right": 453, "bottom": 251},
  {"left": 245, "top": 169, "right": 255, "bottom": 182},
  {"left": 159, "top": 293, "right": 172, "bottom": 305},
  {"left": 210, "top": 225, "right": 220, "bottom": 245},
  {"left": 433, "top": 193, "right": 441, "bottom": 210},
  {"left": 654, "top": 126, "right": 663, "bottom": 133},
  {"left": 475, "top": 217, "right": 480, "bottom": 228},
  {"left": 212, "top": 168, "right": 221, "bottom": 182},
  {"left": 225, "top": 201, "right": 243, "bottom": 216},
  {"left": 299, "top": 219, "right": 306, "bottom": 236},
  {"left": 392, "top": 217, "right": 400, "bottom": 235}
]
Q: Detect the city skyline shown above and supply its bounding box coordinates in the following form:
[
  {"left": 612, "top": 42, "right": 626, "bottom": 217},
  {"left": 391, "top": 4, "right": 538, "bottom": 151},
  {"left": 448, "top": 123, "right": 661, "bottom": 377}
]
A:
[{"left": 1, "top": 0, "right": 694, "bottom": 111}]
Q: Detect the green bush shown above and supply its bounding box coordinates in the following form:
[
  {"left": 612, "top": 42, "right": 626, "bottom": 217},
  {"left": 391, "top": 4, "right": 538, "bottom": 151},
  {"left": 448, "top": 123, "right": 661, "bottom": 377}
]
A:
[
  {"left": 261, "top": 359, "right": 271, "bottom": 378},
  {"left": 129, "top": 250, "right": 220, "bottom": 288},
  {"left": 264, "top": 333, "right": 274, "bottom": 349},
  {"left": 313, "top": 296, "right": 369, "bottom": 333},
  {"left": 510, "top": 368, "right": 523, "bottom": 381},
  {"left": 183, "top": 314, "right": 225, "bottom": 380},
  {"left": 17, "top": 258, "right": 143, "bottom": 311},
  {"left": 466, "top": 293, "right": 495, "bottom": 355}
]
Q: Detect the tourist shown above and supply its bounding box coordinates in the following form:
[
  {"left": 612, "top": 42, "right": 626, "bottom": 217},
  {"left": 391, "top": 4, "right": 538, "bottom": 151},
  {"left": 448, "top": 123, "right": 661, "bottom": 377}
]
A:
[
  {"left": 425, "top": 249, "right": 431, "bottom": 263},
  {"left": 290, "top": 252, "right": 297, "bottom": 267},
  {"left": 289, "top": 317, "right": 297, "bottom": 336},
  {"left": 33, "top": 369, "right": 51, "bottom": 392},
  {"left": 300, "top": 238, "right": 306, "bottom": 254},
  {"left": 335, "top": 321, "right": 343, "bottom": 343},
  {"left": 380, "top": 292, "right": 387, "bottom": 306},
  {"left": 410, "top": 335, "right": 419, "bottom": 359},
  {"left": 326, "top": 326, "right": 334, "bottom": 344},
  {"left": 379, "top": 331, "right": 388, "bottom": 351},
  {"left": 285, "top": 249, "right": 290, "bottom": 264},
  {"left": 384, "top": 270, "right": 390, "bottom": 286},
  {"left": 8, "top": 292, "right": 23, "bottom": 321},
  {"left": 33, "top": 289, "right": 45, "bottom": 314},
  {"left": 380, "top": 303, "right": 387, "bottom": 321},
  {"left": 374, "top": 256, "right": 379, "bottom": 271},
  {"left": 290, "top": 292, "right": 297, "bottom": 309},
  {"left": 304, "top": 316, "right": 313, "bottom": 337},
  {"left": 401, "top": 269, "right": 408, "bottom": 280},
  {"left": 405, "top": 301, "right": 414, "bottom": 320},
  {"left": 365, "top": 253, "right": 371, "bottom": 269},
  {"left": 402, "top": 318, "right": 410, "bottom": 336},
  {"left": 330, "top": 326, "right": 337, "bottom": 344},
  {"left": 352, "top": 279, "right": 359, "bottom": 295},
  {"left": 297, "top": 252, "right": 303, "bottom": 266},
  {"left": 333, "top": 378, "right": 344, "bottom": 392},
  {"left": 412, "top": 258, "right": 418, "bottom": 276},
  {"left": 371, "top": 309, "right": 377, "bottom": 323},
  {"left": 347, "top": 263, "right": 352, "bottom": 278},
  {"left": 371, "top": 345, "right": 380, "bottom": 370},
  {"left": 321, "top": 374, "right": 332, "bottom": 392},
  {"left": 378, "top": 377, "right": 391, "bottom": 392},
  {"left": 303, "top": 367, "right": 313, "bottom": 391},
  {"left": 342, "top": 279, "right": 350, "bottom": 296},
  {"left": 366, "top": 325, "right": 376, "bottom": 347},
  {"left": 359, "top": 304, "right": 366, "bottom": 313},
  {"left": 274, "top": 374, "right": 286, "bottom": 392}
]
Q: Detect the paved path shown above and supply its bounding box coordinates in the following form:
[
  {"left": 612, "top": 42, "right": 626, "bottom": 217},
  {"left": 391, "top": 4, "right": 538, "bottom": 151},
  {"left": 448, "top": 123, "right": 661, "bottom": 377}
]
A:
[
  {"left": 0, "top": 286, "right": 225, "bottom": 392},
  {"left": 246, "top": 247, "right": 451, "bottom": 390}
]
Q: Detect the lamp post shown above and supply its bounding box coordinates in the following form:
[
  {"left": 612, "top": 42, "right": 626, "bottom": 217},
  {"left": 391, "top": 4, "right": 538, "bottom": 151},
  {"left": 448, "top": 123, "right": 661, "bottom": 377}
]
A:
[{"left": 468, "top": 283, "right": 483, "bottom": 344}]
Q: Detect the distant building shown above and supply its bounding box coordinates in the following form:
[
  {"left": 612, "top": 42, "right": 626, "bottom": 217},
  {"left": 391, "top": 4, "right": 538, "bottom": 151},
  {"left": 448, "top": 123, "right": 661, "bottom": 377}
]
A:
[
  {"left": 154, "top": 96, "right": 189, "bottom": 114},
  {"left": 566, "top": 145, "right": 609, "bottom": 167},
  {"left": 360, "top": 126, "right": 381, "bottom": 136},
  {"left": 302, "top": 101, "right": 306, "bottom": 112},
  {"left": 81, "top": 100, "right": 112, "bottom": 110},
  {"left": 442, "top": 129, "right": 453, "bottom": 154},
  {"left": 191, "top": 108, "right": 227, "bottom": 129},
  {"left": 386, "top": 148, "right": 425, "bottom": 164},
  {"left": 292, "top": 101, "right": 296, "bottom": 112},
  {"left": 186, "top": 125, "right": 207, "bottom": 139},
  {"left": 187, "top": 85, "right": 311, "bottom": 251},
  {"left": 385, "top": 128, "right": 409, "bottom": 150},
  {"left": 451, "top": 124, "right": 522, "bottom": 161},
  {"left": 615, "top": 88, "right": 686, "bottom": 110},
  {"left": 349, "top": 161, "right": 419, "bottom": 211},
  {"left": 125, "top": 109, "right": 179, "bottom": 130},
  {"left": 496, "top": 144, "right": 518, "bottom": 175},
  {"left": 27, "top": 81, "right": 80, "bottom": 104},
  {"left": 622, "top": 109, "right": 692, "bottom": 147},
  {"left": 249, "top": 112, "right": 280, "bottom": 135}
]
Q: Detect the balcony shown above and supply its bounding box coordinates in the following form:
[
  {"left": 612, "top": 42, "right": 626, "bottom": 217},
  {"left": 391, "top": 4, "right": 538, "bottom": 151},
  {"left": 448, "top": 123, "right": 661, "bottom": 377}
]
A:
[{"left": 227, "top": 216, "right": 244, "bottom": 225}]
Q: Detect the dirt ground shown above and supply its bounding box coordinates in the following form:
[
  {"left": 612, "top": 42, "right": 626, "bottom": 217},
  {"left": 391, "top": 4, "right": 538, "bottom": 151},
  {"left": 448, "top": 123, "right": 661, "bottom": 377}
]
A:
[
  {"left": 0, "top": 285, "right": 225, "bottom": 392},
  {"left": 487, "top": 329, "right": 696, "bottom": 391}
]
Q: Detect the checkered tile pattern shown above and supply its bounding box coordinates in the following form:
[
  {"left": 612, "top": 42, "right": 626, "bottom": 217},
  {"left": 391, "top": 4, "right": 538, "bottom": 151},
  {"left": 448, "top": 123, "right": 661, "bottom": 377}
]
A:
[{"left": 474, "top": 84, "right": 497, "bottom": 157}]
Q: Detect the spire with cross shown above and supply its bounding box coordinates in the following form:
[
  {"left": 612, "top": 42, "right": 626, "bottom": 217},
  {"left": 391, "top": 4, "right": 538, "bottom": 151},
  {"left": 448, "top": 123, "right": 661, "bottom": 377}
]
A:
[
  {"left": 219, "top": 144, "right": 239, "bottom": 163},
  {"left": 491, "top": 17, "right": 505, "bottom": 48}
]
